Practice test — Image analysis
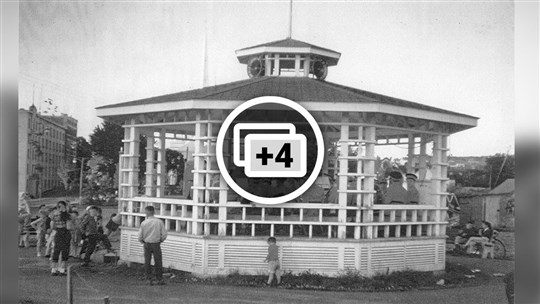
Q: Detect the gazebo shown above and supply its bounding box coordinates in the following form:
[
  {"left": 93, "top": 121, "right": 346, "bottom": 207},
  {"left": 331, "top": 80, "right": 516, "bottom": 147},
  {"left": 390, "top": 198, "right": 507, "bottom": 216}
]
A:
[{"left": 96, "top": 37, "right": 477, "bottom": 277}]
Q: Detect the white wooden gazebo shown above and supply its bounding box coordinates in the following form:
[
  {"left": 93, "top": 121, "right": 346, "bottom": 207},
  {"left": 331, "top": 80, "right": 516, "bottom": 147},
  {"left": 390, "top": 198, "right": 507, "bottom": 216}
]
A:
[{"left": 96, "top": 38, "right": 477, "bottom": 277}]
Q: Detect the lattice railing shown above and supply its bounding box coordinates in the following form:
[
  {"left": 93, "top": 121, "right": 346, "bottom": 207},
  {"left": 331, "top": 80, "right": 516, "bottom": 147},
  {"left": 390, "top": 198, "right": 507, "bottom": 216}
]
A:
[{"left": 119, "top": 196, "right": 447, "bottom": 240}]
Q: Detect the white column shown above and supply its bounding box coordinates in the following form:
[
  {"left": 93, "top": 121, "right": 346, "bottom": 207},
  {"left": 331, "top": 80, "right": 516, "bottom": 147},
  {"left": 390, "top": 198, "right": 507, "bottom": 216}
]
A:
[
  {"left": 218, "top": 112, "right": 229, "bottom": 236},
  {"left": 156, "top": 128, "right": 166, "bottom": 198},
  {"left": 337, "top": 114, "right": 349, "bottom": 239},
  {"left": 192, "top": 112, "right": 205, "bottom": 235},
  {"left": 303, "top": 56, "right": 311, "bottom": 77},
  {"left": 145, "top": 134, "right": 154, "bottom": 196},
  {"left": 363, "top": 126, "right": 376, "bottom": 239},
  {"left": 265, "top": 54, "right": 271, "bottom": 76},
  {"left": 407, "top": 133, "right": 415, "bottom": 173},
  {"left": 122, "top": 121, "right": 140, "bottom": 228},
  {"left": 418, "top": 136, "right": 428, "bottom": 180},
  {"left": 294, "top": 55, "right": 301, "bottom": 76},
  {"left": 431, "top": 134, "right": 448, "bottom": 236},
  {"left": 273, "top": 54, "right": 280, "bottom": 76}
]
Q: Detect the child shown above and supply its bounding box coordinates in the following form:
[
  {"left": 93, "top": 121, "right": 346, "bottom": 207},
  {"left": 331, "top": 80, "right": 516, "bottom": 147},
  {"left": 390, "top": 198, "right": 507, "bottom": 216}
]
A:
[
  {"left": 81, "top": 206, "right": 113, "bottom": 267},
  {"left": 69, "top": 210, "right": 81, "bottom": 258},
  {"left": 105, "top": 213, "right": 120, "bottom": 237},
  {"left": 264, "top": 237, "right": 281, "bottom": 285},
  {"left": 44, "top": 207, "right": 57, "bottom": 258},
  {"left": 18, "top": 207, "right": 31, "bottom": 248},
  {"left": 31, "top": 210, "right": 49, "bottom": 257}
]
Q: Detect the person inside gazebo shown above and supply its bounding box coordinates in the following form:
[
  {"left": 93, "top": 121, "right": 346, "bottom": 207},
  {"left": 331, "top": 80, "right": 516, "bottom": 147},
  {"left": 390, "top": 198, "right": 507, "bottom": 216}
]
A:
[
  {"left": 405, "top": 173, "right": 420, "bottom": 204},
  {"left": 383, "top": 171, "right": 408, "bottom": 204}
]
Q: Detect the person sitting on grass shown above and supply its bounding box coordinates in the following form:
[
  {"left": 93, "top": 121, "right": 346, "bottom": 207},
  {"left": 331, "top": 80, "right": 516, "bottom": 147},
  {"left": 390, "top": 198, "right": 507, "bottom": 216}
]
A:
[
  {"left": 463, "top": 221, "right": 494, "bottom": 254},
  {"left": 453, "top": 220, "right": 477, "bottom": 251},
  {"left": 264, "top": 237, "right": 281, "bottom": 286}
]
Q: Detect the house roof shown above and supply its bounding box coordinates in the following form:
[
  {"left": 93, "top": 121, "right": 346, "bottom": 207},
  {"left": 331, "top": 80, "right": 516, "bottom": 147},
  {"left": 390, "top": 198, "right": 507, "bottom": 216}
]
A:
[
  {"left": 96, "top": 76, "right": 478, "bottom": 121},
  {"left": 489, "top": 179, "right": 515, "bottom": 195}
]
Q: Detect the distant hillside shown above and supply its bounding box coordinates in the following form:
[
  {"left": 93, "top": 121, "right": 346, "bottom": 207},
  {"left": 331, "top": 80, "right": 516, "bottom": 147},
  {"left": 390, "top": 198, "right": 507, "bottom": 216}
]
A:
[{"left": 448, "top": 156, "right": 487, "bottom": 170}]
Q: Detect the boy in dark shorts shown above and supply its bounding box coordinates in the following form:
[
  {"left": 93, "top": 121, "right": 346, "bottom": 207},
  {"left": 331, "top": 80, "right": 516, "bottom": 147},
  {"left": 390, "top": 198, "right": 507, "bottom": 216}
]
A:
[{"left": 264, "top": 237, "right": 281, "bottom": 285}]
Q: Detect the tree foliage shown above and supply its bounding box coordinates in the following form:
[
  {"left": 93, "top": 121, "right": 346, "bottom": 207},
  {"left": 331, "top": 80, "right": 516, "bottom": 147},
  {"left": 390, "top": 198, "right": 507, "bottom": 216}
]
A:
[
  {"left": 89, "top": 121, "right": 123, "bottom": 163},
  {"left": 76, "top": 136, "right": 93, "bottom": 159},
  {"left": 449, "top": 154, "right": 514, "bottom": 189},
  {"left": 81, "top": 155, "right": 117, "bottom": 205},
  {"left": 485, "top": 153, "right": 515, "bottom": 188},
  {"left": 166, "top": 149, "right": 185, "bottom": 185}
]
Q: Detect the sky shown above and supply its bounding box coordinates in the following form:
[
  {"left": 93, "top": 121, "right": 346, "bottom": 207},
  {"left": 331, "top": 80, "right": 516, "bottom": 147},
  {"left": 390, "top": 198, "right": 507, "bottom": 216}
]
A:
[{"left": 19, "top": 1, "right": 514, "bottom": 158}]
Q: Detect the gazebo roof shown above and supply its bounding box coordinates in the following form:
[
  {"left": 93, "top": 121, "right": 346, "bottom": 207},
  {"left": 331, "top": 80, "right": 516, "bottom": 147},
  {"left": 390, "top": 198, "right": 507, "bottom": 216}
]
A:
[
  {"left": 97, "top": 76, "right": 477, "bottom": 129},
  {"left": 235, "top": 38, "right": 341, "bottom": 66}
]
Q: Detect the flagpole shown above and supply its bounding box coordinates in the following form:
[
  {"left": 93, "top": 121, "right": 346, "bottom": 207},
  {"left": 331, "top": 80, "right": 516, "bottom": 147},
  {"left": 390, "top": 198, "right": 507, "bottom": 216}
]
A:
[{"left": 287, "top": 0, "right": 293, "bottom": 39}]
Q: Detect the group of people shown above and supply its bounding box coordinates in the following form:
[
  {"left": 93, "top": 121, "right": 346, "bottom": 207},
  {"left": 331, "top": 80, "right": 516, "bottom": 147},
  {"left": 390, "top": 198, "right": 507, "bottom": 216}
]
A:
[
  {"left": 375, "top": 171, "right": 420, "bottom": 205},
  {"left": 453, "top": 220, "right": 494, "bottom": 253},
  {"left": 18, "top": 192, "right": 120, "bottom": 276},
  {"left": 136, "top": 205, "right": 282, "bottom": 286}
]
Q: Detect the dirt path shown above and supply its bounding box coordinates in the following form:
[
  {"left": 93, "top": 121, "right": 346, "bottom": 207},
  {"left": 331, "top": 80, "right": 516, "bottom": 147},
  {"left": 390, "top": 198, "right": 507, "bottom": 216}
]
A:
[{"left": 19, "top": 247, "right": 511, "bottom": 304}]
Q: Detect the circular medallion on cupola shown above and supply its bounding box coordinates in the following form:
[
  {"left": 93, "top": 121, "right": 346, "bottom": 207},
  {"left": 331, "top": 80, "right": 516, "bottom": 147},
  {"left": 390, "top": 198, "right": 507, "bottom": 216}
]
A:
[{"left": 247, "top": 56, "right": 265, "bottom": 78}]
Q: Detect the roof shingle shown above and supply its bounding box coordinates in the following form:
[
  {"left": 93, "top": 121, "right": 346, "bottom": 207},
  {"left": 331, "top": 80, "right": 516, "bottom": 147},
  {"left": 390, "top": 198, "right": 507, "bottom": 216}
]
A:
[{"left": 96, "top": 76, "right": 477, "bottom": 120}]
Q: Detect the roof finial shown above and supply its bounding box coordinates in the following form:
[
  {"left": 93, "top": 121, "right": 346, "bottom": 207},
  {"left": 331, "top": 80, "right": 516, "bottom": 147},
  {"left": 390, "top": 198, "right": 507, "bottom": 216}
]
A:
[{"left": 287, "top": 0, "right": 293, "bottom": 39}]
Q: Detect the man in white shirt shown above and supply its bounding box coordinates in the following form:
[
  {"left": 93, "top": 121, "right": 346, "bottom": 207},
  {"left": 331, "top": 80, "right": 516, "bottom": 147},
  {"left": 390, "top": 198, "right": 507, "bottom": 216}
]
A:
[{"left": 138, "top": 206, "right": 167, "bottom": 285}]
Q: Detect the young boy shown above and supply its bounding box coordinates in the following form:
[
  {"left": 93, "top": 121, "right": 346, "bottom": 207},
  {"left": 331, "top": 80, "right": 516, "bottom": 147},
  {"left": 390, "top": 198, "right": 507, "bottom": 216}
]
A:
[
  {"left": 69, "top": 210, "right": 81, "bottom": 257},
  {"left": 81, "top": 206, "right": 113, "bottom": 267},
  {"left": 18, "top": 207, "right": 32, "bottom": 248},
  {"left": 31, "top": 210, "right": 49, "bottom": 257},
  {"left": 264, "top": 237, "right": 281, "bottom": 285},
  {"left": 44, "top": 206, "right": 57, "bottom": 258}
]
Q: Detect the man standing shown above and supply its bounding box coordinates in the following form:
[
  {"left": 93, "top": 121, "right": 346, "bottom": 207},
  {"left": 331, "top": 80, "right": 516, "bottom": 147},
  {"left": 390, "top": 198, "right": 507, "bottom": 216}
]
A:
[
  {"left": 138, "top": 206, "right": 167, "bottom": 285},
  {"left": 405, "top": 173, "right": 420, "bottom": 204},
  {"left": 383, "top": 171, "right": 408, "bottom": 204}
]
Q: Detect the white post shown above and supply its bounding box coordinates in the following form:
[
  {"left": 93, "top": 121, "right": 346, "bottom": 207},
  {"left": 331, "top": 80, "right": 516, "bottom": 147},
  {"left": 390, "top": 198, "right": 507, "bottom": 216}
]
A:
[
  {"left": 294, "top": 55, "right": 301, "bottom": 76},
  {"left": 418, "top": 136, "right": 428, "bottom": 181},
  {"left": 218, "top": 113, "right": 229, "bottom": 236},
  {"left": 265, "top": 54, "right": 272, "bottom": 76},
  {"left": 363, "top": 126, "right": 376, "bottom": 239},
  {"left": 303, "top": 56, "right": 311, "bottom": 77},
  {"left": 156, "top": 129, "right": 166, "bottom": 198},
  {"left": 123, "top": 121, "right": 140, "bottom": 228},
  {"left": 145, "top": 134, "right": 154, "bottom": 197},
  {"left": 337, "top": 114, "right": 349, "bottom": 239},
  {"left": 192, "top": 112, "right": 205, "bottom": 235},
  {"left": 273, "top": 54, "right": 280, "bottom": 76},
  {"left": 407, "top": 133, "right": 414, "bottom": 173}
]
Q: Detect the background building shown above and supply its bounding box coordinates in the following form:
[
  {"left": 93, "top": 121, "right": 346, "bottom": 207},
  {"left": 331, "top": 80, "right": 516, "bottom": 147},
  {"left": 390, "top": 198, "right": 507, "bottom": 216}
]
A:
[{"left": 18, "top": 105, "right": 78, "bottom": 197}]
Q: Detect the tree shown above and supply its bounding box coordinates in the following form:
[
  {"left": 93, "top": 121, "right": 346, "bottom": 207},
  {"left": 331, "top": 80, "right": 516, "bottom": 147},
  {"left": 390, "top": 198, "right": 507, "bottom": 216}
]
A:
[
  {"left": 485, "top": 153, "right": 515, "bottom": 188},
  {"left": 89, "top": 121, "right": 123, "bottom": 163},
  {"left": 166, "top": 149, "right": 185, "bottom": 185},
  {"left": 81, "top": 155, "right": 117, "bottom": 205},
  {"left": 76, "top": 136, "right": 92, "bottom": 159}
]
